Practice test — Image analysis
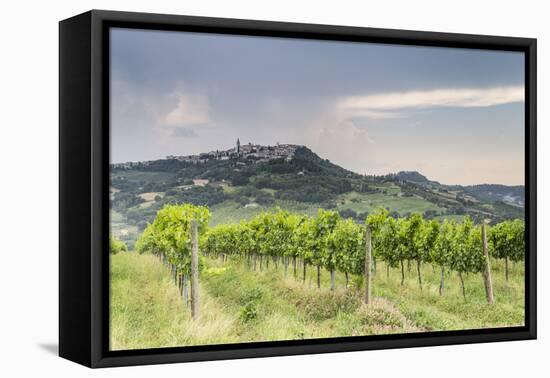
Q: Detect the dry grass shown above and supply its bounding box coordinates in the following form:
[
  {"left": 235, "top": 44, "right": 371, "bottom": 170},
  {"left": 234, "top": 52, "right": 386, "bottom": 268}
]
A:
[
  {"left": 110, "top": 253, "right": 240, "bottom": 350},
  {"left": 138, "top": 192, "right": 162, "bottom": 202},
  {"left": 110, "top": 253, "right": 524, "bottom": 350}
]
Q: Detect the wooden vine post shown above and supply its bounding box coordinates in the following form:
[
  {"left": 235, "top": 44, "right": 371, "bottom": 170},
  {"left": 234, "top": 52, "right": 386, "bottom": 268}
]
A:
[
  {"left": 190, "top": 219, "right": 200, "bottom": 319},
  {"left": 481, "top": 221, "right": 494, "bottom": 305},
  {"left": 183, "top": 275, "right": 189, "bottom": 306},
  {"left": 364, "top": 225, "right": 372, "bottom": 305}
]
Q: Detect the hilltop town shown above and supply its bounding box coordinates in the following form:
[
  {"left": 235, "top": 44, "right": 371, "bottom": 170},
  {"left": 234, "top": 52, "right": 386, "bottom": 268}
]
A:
[
  {"left": 112, "top": 139, "right": 301, "bottom": 169},
  {"left": 168, "top": 139, "right": 300, "bottom": 164}
]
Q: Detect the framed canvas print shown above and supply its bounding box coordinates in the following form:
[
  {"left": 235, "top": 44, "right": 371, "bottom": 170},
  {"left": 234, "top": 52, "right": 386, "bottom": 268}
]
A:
[{"left": 59, "top": 10, "right": 537, "bottom": 368}]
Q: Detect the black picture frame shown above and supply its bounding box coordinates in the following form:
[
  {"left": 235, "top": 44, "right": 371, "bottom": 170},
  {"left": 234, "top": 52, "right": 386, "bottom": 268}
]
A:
[{"left": 59, "top": 9, "right": 537, "bottom": 368}]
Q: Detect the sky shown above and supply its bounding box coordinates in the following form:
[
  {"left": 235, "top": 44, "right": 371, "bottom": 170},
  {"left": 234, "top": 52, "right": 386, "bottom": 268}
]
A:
[{"left": 110, "top": 28, "right": 525, "bottom": 186}]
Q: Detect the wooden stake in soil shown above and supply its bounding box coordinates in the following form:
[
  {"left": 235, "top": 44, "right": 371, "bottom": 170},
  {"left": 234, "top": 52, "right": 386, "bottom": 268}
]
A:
[
  {"left": 401, "top": 260, "right": 405, "bottom": 286},
  {"left": 505, "top": 256, "right": 509, "bottom": 281},
  {"left": 190, "top": 219, "right": 200, "bottom": 319},
  {"left": 183, "top": 275, "right": 189, "bottom": 306},
  {"left": 416, "top": 260, "right": 423, "bottom": 291},
  {"left": 316, "top": 265, "right": 321, "bottom": 289},
  {"left": 458, "top": 271, "right": 466, "bottom": 299},
  {"left": 439, "top": 267, "right": 444, "bottom": 296},
  {"left": 481, "top": 221, "right": 494, "bottom": 305},
  {"left": 365, "top": 225, "right": 372, "bottom": 305}
]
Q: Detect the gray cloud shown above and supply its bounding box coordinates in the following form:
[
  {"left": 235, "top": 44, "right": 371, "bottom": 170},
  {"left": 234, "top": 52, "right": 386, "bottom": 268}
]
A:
[
  {"left": 171, "top": 127, "right": 199, "bottom": 138},
  {"left": 110, "top": 28, "right": 525, "bottom": 185}
]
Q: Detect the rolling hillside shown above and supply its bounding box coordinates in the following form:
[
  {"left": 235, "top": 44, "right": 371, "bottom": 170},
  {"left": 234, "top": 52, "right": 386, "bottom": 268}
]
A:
[{"left": 110, "top": 144, "right": 524, "bottom": 248}]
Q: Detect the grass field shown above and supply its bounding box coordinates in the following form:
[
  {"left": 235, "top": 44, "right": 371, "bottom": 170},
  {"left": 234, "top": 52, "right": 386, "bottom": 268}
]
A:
[
  {"left": 209, "top": 189, "right": 445, "bottom": 226},
  {"left": 336, "top": 191, "right": 444, "bottom": 215},
  {"left": 111, "top": 170, "right": 176, "bottom": 184},
  {"left": 210, "top": 200, "right": 325, "bottom": 226},
  {"left": 110, "top": 210, "right": 138, "bottom": 240},
  {"left": 110, "top": 252, "right": 524, "bottom": 351}
]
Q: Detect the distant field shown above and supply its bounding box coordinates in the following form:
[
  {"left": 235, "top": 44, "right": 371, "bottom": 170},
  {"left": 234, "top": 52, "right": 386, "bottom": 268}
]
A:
[
  {"left": 111, "top": 210, "right": 125, "bottom": 223},
  {"left": 209, "top": 185, "right": 446, "bottom": 227},
  {"left": 336, "top": 191, "right": 444, "bottom": 215},
  {"left": 117, "top": 189, "right": 464, "bottom": 230},
  {"left": 109, "top": 165, "right": 522, "bottom": 248},
  {"left": 112, "top": 170, "right": 176, "bottom": 184},
  {"left": 110, "top": 210, "right": 138, "bottom": 240},
  {"left": 219, "top": 183, "right": 236, "bottom": 193},
  {"left": 370, "top": 184, "right": 402, "bottom": 195},
  {"left": 209, "top": 200, "right": 323, "bottom": 226},
  {"left": 113, "top": 183, "right": 486, "bottom": 244},
  {"left": 433, "top": 214, "right": 465, "bottom": 222},
  {"left": 139, "top": 192, "right": 162, "bottom": 201},
  {"left": 209, "top": 201, "right": 267, "bottom": 226}
]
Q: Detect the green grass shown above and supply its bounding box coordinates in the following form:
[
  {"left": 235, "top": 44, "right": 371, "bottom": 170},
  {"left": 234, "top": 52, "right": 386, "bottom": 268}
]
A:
[
  {"left": 433, "top": 214, "right": 465, "bottom": 222},
  {"left": 110, "top": 253, "right": 241, "bottom": 350},
  {"left": 336, "top": 191, "right": 444, "bottom": 215},
  {"left": 110, "top": 210, "right": 138, "bottom": 241},
  {"left": 112, "top": 181, "right": 457, "bottom": 239},
  {"left": 209, "top": 201, "right": 268, "bottom": 226},
  {"left": 112, "top": 170, "right": 176, "bottom": 184},
  {"left": 372, "top": 259, "right": 524, "bottom": 331},
  {"left": 210, "top": 200, "right": 327, "bottom": 226},
  {"left": 219, "top": 183, "right": 236, "bottom": 193},
  {"left": 110, "top": 210, "right": 125, "bottom": 223},
  {"left": 110, "top": 252, "right": 524, "bottom": 350}
]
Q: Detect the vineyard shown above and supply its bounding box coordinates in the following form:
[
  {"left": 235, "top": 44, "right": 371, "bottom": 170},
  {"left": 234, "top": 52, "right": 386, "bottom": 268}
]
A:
[{"left": 110, "top": 204, "right": 525, "bottom": 349}]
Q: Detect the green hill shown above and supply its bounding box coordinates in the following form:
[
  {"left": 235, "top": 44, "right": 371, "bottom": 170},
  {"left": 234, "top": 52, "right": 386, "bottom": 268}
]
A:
[{"left": 110, "top": 145, "right": 524, "bottom": 247}]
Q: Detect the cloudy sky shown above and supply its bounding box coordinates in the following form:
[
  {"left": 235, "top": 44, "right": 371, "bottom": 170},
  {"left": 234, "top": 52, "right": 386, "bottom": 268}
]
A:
[{"left": 110, "top": 28, "right": 525, "bottom": 185}]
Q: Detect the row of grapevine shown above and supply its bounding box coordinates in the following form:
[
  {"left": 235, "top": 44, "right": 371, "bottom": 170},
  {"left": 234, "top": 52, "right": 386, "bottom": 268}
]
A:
[
  {"left": 488, "top": 219, "right": 525, "bottom": 281},
  {"left": 201, "top": 208, "right": 524, "bottom": 301},
  {"left": 110, "top": 235, "right": 128, "bottom": 254},
  {"left": 202, "top": 209, "right": 359, "bottom": 291},
  {"left": 366, "top": 210, "right": 491, "bottom": 297},
  {"left": 134, "top": 204, "right": 524, "bottom": 306},
  {"left": 135, "top": 204, "right": 210, "bottom": 319}
]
